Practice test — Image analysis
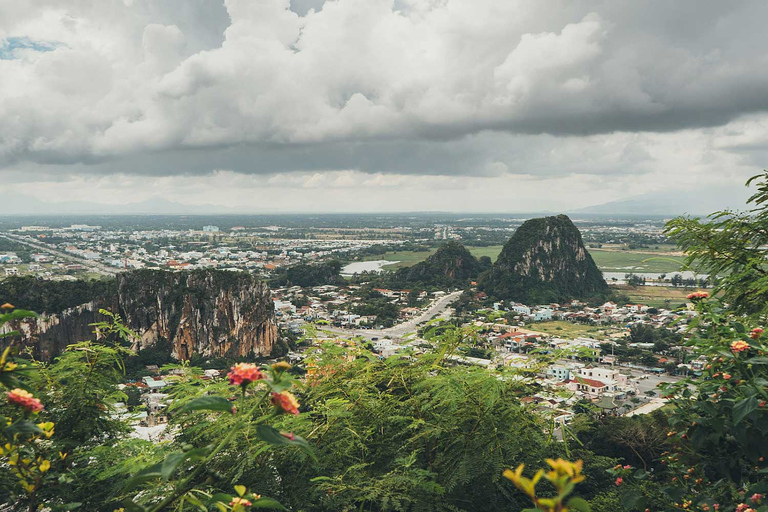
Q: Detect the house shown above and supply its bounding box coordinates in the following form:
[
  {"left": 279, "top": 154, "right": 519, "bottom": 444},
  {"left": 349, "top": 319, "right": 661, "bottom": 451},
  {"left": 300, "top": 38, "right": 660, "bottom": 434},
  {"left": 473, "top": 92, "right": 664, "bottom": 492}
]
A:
[
  {"left": 547, "top": 365, "right": 571, "bottom": 381},
  {"left": 142, "top": 376, "right": 167, "bottom": 390},
  {"left": 568, "top": 376, "right": 616, "bottom": 397},
  {"left": 532, "top": 309, "right": 553, "bottom": 321},
  {"left": 575, "top": 367, "right": 628, "bottom": 387},
  {"left": 511, "top": 304, "right": 531, "bottom": 316}
]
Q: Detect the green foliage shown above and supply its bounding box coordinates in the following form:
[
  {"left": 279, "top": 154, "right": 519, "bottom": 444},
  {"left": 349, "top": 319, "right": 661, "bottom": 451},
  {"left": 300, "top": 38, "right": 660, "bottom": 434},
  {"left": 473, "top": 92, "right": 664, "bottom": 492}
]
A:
[
  {"left": 388, "top": 241, "right": 484, "bottom": 289},
  {"left": 272, "top": 260, "right": 345, "bottom": 287},
  {"left": 610, "top": 172, "right": 768, "bottom": 511},
  {"left": 665, "top": 170, "right": 768, "bottom": 316},
  {"left": 0, "top": 276, "right": 115, "bottom": 314}
]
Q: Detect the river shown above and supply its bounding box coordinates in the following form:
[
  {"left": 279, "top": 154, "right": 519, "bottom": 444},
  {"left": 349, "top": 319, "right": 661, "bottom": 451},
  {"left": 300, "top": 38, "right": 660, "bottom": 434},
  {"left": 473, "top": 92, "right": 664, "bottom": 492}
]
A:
[{"left": 341, "top": 260, "right": 399, "bottom": 276}]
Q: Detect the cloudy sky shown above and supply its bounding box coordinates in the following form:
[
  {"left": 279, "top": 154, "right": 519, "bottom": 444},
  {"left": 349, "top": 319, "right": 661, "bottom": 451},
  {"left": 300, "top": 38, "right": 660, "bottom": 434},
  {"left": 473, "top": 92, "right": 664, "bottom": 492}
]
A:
[{"left": 1, "top": 0, "right": 767, "bottom": 214}]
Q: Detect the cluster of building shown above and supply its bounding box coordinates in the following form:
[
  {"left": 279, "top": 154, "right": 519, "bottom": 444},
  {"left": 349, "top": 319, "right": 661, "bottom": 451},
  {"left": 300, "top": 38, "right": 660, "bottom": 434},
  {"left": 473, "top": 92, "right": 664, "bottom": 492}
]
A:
[
  {"left": 272, "top": 284, "right": 436, "bottom": 331},
  {"left": 485, "top": 298, "right": 694, "bottom": 330},
  {"left": 3, "top": 225, "right": 403, "bottom": 277}
]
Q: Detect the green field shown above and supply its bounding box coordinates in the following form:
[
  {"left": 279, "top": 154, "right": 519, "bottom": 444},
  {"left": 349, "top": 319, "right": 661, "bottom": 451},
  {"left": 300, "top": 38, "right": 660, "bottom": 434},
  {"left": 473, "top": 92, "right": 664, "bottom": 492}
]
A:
[
  {"left": 615, "top": 284, "right": 696, "bottom": 308},
  {"left": 527, "top": 320, "right": 612, "bottom": 340},
  {"left": 588, "top": 249, "right": 685, "bottom": 273}
]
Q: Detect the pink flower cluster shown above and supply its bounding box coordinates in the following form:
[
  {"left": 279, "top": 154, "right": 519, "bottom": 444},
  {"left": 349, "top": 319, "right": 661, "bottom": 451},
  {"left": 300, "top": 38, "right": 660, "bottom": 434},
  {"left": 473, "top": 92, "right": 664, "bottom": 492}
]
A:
[
  {"left": 6, "top": 388, "right": 44, "bottom": 413},
  {"left": 687, "top": 291, "right": 709, "bottom": 300},
  {"left": 736, "top": 504, "right": 755, "bottom": 512},
  {"left": 227, "top": 363, "right": 265, "bottom": 387},
  {"left": 751, "top": 328, "right": 764, "bottom": 340},
  {"left": 271, "top": 391, "right": 300, "bottom": 415},
  {"left": 731, "top": 340, "right": 751, "bottom": 353}
]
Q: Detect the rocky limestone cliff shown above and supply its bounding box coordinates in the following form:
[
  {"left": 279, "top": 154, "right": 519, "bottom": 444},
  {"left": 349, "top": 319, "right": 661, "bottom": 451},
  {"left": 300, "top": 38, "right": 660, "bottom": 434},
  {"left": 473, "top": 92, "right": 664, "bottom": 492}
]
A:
[
  {"left": 7, "top": 270, "right": 277, "bottom": 361},
  {"left": 480, "top": 215, "right": 609, "bottom": 304}
]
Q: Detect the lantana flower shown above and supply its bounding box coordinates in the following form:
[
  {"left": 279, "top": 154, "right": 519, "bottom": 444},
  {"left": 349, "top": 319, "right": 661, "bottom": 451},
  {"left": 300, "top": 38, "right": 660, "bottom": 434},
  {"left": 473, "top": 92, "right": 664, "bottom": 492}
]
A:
[
  {"left": 227, "top": 363, "right": 265, "bottom": 387},
  {"left": 7, "top": 388, "right": 44, "bottom": 413},
  {"left": 731, "top": 340, "right": 750, "bottom": 353},
  {"left": 687, "top": 291, "right": 709, "bottom": 300},
  {"left": 271, "top": 391, "right": 300, "bottom": 415},
  {"left": 751, "top": 328, "right": 764, "bottom": 340},
  {"left": 229, "top": 497, "right": 252, "bottom": 507}
]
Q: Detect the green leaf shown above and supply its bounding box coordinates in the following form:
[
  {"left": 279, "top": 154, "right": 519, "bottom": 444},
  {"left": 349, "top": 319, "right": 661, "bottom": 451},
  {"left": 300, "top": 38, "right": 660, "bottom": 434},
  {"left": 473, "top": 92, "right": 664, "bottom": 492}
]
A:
[
  {"left": 50, "top": 504, "right": 82, "bottom": 511},
  {"left": 251, "top": 498, "right": 288, "bottom": 510},
  {"left": 734, "top": 396, "right": 759, "bottom": 425},
  {"left": 210, "top": 493, "right": 233, "bottom": 504},
  {"left": 123, "top": 462, "right": 163, "bottom": 491},
  {"left": 621, "top": 489, "right": 644, "bottom": 510},
  {"left": 183, "top": 493, "right": 207, "bottom": 511},
  {"left": 177, "top": 396, "right": 234, "bottom": 414},
  {"left": 121, "top": 499, "right": 147, "bottom": 512},
  {"left": 566, "top": 497, "right": 591, "bottom": 512},
  {"left": 255, "top": 424, "right": 316, "bottom": 461},
  {"left": 4, "top": 420, "right": 44, "bottom": 436},
  {"left": 161, "top": 452, "right": 186, "bottom": 481}
]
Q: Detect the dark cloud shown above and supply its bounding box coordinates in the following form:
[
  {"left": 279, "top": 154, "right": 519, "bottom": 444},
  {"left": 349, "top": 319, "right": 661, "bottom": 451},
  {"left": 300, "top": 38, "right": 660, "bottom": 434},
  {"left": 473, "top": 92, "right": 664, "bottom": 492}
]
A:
[{"left": 1, "top": 0, "right": 767, "bottom": 183}]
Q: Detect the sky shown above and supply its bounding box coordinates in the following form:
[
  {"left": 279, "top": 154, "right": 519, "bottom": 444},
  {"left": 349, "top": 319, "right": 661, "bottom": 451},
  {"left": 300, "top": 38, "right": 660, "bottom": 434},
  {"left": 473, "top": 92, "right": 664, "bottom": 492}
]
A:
[{"left": 1, "top": 0, "right": 767, "bottom": 214}]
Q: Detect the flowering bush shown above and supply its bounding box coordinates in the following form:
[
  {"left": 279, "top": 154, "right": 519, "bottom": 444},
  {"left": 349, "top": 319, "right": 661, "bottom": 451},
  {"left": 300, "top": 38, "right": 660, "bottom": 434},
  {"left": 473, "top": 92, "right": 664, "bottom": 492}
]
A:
[
  {"left": 122, "top": 359, "right": 312, "bottom": 511},
  {"left": 0, "top": 305, "right": 59, "bottom": 510},
  {"left": 614, "top": 295, "right": 768, "bottom": 511}
]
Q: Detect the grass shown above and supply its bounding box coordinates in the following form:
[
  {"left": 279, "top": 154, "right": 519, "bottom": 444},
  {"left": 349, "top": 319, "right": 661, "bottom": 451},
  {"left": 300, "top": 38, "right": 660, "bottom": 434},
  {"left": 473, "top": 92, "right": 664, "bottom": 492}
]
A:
[
  {"left": 526, "top": 320, "right": 611, "bottom": 340},
  {"left": 588, "top": 249, "right": 686, "bottom": 273},
  {"left": 467, "top": 245, "right": 504, "bottom": 260},
  {"left": 614, "top": 284, "right": 695, "bottom": 308}
]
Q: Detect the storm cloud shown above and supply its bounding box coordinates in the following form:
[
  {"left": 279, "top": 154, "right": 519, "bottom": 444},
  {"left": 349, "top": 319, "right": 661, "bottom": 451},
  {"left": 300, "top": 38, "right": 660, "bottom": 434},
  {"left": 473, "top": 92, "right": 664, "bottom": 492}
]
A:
[{"left": 1, "top": 0, "right": 767, "bottom": 212}]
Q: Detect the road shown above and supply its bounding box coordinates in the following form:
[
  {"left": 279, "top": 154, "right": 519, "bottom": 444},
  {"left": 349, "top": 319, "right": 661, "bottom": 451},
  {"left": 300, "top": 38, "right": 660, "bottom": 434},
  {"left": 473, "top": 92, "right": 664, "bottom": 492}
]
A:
[
  {"left": 624, "top": 398, "right": 667, "bottom": 417},
  {"left": 321, "top": 291, "right": 463, "bottom": 341},
  {"left": 0, "top": 233, "right": 120, "bottom": 276}
]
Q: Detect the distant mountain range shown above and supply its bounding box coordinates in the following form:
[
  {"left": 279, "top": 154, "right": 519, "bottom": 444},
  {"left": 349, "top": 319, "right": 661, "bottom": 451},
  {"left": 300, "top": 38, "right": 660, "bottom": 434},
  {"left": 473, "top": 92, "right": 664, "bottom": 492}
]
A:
[{"left": 572, "top": 184, "right": 752, "bottom": 216}]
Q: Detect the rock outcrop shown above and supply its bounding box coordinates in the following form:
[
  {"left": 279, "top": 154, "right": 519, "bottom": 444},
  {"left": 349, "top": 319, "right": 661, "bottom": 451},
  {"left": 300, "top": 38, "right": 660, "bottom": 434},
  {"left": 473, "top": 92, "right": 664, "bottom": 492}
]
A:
[
  {"left": 480, "top": 215, "right": 609, "bottom": 304},
  {"left": 7, "top": 270, "right": 277, "bottom": 361}
]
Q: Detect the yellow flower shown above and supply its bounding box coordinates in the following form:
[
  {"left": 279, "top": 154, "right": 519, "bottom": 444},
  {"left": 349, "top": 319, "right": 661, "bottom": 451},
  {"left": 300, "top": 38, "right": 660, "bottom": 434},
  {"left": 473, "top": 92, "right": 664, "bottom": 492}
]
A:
[
  {"left": 39, "top": 460, "right": 50, "bottom": 472},
  {"left": 37, "top": 422, "right": 55, "bottom": 438},
  {"left": 545, "top": 458, "right": 585, "bottom": 483}
]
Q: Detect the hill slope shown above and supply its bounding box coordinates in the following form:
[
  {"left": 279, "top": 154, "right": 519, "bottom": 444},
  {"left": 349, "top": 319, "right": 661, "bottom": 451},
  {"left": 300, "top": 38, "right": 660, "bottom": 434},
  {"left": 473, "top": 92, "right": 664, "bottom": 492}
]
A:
[
  {"left": 390, "top": 241, "right": 485, "bottom": 288},
  {"left": 480, "top": 215, "right": 608, "bottom": 303}
]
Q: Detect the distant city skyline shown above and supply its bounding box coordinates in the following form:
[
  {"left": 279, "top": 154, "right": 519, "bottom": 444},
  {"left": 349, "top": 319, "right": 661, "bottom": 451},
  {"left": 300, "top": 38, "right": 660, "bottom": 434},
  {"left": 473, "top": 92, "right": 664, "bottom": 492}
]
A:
[{"left": 1, "top": 1, "right": 767, "bottom": 213}]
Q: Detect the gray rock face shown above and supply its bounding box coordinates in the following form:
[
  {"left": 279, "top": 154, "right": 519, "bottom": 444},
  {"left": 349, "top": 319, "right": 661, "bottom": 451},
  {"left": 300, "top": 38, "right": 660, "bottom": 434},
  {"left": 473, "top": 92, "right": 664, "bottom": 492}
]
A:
[{"left": 8, "top": 270, "right": 277, "bottom": 361}]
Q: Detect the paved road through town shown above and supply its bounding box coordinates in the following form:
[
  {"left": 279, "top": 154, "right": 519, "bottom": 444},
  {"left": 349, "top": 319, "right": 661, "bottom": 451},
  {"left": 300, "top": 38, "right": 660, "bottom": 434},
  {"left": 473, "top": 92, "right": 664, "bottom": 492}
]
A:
[
  {"left": 320, "top": 290, "right": 463, "bottom": 341},
  {"left": 0, "top": 233, "right": 120, "bottom": 276}
]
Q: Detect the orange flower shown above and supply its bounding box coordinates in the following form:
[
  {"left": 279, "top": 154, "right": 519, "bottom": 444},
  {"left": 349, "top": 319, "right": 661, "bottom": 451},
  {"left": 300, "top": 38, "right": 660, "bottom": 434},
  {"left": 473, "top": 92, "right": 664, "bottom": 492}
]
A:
[
  {"left": 687, "top": 291, "right": 709, "bottom": 300},
  {"left": 731, "top": 340, "right": 750, "bottom": 353},
  {"left": 229, "top": 497, "right": 252, "bottom": 507},
  {"left": 7, "top": 388, "right": 44, "bottom": 413},
  {"left": 227, "top": 363, "right": 265, "bottom": 387},
  {"left": 271, "top": 391, "right": 300, "bottom": 415},
  {"left": 1, "top": 303, "right": 14, "bottom": 309},
  {"left": 272, "top": 361, "right": 291, "bottom": 371},
  {"left": 722, "top": 373, "right": 732, "bottom": 380},
  {"left": 751, "top": 328, "right": 764, "bottom": 340}
]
